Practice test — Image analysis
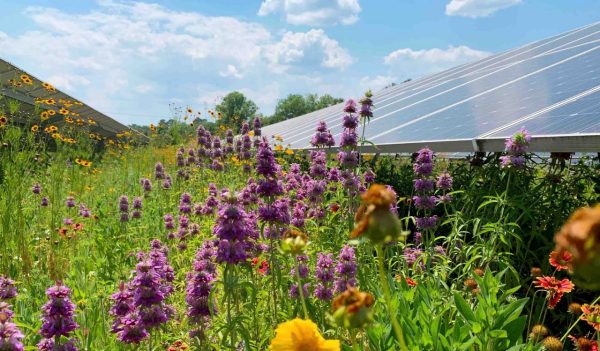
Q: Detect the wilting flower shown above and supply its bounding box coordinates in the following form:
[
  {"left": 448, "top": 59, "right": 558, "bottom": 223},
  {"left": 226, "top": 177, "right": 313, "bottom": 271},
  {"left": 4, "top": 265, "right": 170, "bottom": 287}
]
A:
[
  {"left": 282, "top": 229, "right": 308, "bottom": 255},
  {"left": 549, "top": 250, "right": 572, "bottom": 271},
  {"left": 581, "top": 304, "right": 600, "bottom": 331},
  {"left": 542, "top": 336, "right": 564, "bottom": 351},
  {"left": 553, "top": 205, "right": 600, "bottom": 290},
  {"left": 331, "top": 287, "right": 375, "bottom": 329},
  {"left": 269, "top": 319, "right": 340, "bottom": 351},
  {"left": 351, "top": 184, "right": 402, "bottom": 244},
  {"left": 534, "top": 276, "right": 574, "bottom": 309},
  {"left": 528, "top": 324, "right": 549, "bottom": 342}
]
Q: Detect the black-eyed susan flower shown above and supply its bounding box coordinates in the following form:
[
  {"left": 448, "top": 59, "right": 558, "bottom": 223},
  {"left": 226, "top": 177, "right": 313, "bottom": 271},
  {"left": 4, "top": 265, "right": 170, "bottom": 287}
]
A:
[
  {"left": 51, "top": 133, "right": 60, "bottom": 139},
  {"left": 45, "top": 99, "right": 56, "bottom": 105},
  {"left": 40, "top": 111, "right": 49, "bottom": 121},
  {"left": 269, "top": 319, "right": 339, "bottom": 351},
  {"left": 65, "top": 117, "right": 74, "bottom": 124},
  {"left": 20, "top": 74, "right": 32, "bottom": 85},
  {"left": 58, "top": 108, "right": 69, "bottom": 115},
  {"left": 0, "top": 115, "right": 7, "bottom": 127},
  {"left": 48, "top": 110, "right": 56, "bottom": 116},
  {"left": 31, "top": 124, "right": 39, "bottom": 132}
]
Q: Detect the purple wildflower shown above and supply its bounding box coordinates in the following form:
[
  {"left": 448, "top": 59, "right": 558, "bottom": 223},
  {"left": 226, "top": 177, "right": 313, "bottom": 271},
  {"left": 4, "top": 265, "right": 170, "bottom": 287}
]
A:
[
  {"left": 315, "top": 253, "right": 334, "bottom": 300},
  {"left": 335, "top": 245, "right": 357, "bottom": 293}
]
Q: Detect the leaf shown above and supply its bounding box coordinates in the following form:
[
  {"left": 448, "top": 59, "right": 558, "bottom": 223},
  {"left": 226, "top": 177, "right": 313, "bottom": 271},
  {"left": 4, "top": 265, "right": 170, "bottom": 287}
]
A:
[{"left": 454, "top": 293, "right": 477, "bottom": 323}]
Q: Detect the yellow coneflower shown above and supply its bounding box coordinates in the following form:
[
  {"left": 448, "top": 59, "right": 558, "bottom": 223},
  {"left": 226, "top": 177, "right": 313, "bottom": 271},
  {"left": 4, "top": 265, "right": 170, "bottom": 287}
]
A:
[
  {"left": 40, "top": 111, "right": 49, "bottom": 121},
  {"left": 45, "top": 98, "right": 56, "bottom": 105},
  {"left": 31, "top": 124, "right": 39, "bottom": 132},
  {"left": 42, "top": 82, "right": 56, "bottom": 92},
  {"left": 51, "top": 133, "right": 60, "bottom": 139},
  {"left": 59, "top": 108, "right": 69, "bottom": 115},
  {"left": 0, "top": 115, "right": 7, "bottom": 127},
  {"left": 49, "top": 125, "right": 58, "bottom": 132},
  {"left": 48, "top": 110, "right": 56, "bottom": 116},
  {"left": 269, "top": 319, "right": 340, "bottom": 351},
  {"left": 285, "top": 149, "right": 294, "bottom": 155}
]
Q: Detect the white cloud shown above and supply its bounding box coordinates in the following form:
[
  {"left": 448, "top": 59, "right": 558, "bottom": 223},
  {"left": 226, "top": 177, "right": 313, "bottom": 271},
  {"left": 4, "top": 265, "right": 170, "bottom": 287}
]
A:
[
  {"left": 0, "top": 1, "right": 354, "bottom": 124},
  {"left": 258, "top": 0, "right": 361, "bottom": 26},
  {"left": 359, "top": 75, "right": 397, "bottom": 92},
  {"left": 219, "top": 65, "right": 243, "bottom": 79},
  {"left": 384, "top": 45, "right": 490, "bottom": 79},
  {"left": 265, "top": 29, "right": 352, "bottom": 73},
  {"left": 445, "top": 0, "right": 521, "bottom": 18}
]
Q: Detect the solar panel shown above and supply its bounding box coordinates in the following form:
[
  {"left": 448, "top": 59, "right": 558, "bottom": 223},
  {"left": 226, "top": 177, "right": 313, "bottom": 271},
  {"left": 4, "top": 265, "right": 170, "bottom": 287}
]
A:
[
  {"left": 262, "top": 22, "right": 600, "bottom": 153},
  {"left": 0, "top": 58, "right": 140, "bottom": 139}
]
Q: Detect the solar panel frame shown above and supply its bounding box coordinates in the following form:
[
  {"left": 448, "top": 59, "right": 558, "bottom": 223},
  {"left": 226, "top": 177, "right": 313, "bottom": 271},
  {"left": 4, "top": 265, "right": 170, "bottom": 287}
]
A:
[{"left": 262, "top": 22, "right": 600, "bottom": 153}]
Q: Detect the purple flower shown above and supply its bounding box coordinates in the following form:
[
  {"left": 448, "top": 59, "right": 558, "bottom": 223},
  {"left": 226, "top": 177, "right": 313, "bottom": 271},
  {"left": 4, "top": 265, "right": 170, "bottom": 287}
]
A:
[
  {"left": 141, "top": 178, "right": 152, "bottom": 192},
  {"left": 363, "top": 168, "right": 375, "bottom": 184},
  {"left": 310, "top": 121, "right": 335, "bottom": 147},
  {"left": 66, "top": 196, "right": 75, "bottom": 208},
  {"left": 32, "top": 183, "right": 41, "bottom": 195},
  {"left": 41, "top": 197, "right": 49, "bottom": 207},
  {"left": 113, "top": 312, "right": 148, "bottom": 344},
  {"left": 0, "top": 277, "right": 17, "bottom": 300},
  {"left": 412, "top": 195, "right": 437, "bottom": 210},
  {"left": 436, "top": 172, "right": 453, "bottom": 190},
  {"left": 309, "top": 151, "right": 327, "bottom": 178},
  {"left": 119, "top": 195, "right": 129, "bottom": 213},
  {"left": 404, "top": 247, "right": 423, "bottom": 267},
  {"left": 38, "top": 337, "right": 78, "bottom": 351},
  {"left": 314, "top": 253, "right": 334, "bottom": 300},
  {"left": 335, "top": 245, "right": 357, "bottom": 293},
  {"left": 415, "top": 215, "right": 438, "bottom": 230},
  {"left": 154, "top": 162, "right": 165, "bottom": 180},
  {"left": 414, "top": 179, "right": 434, "bottom": 193},
  {"left": 342, "top": 113, "right": 358, "bottom": 129},
  {"left": 213, "top": 202, "right": 254, "bottom": 265},
  {"left": 289, "top": 283, "right": 310, "bottom": 299},
  {"left": 0, "top": 313, "right": 24, "bottom": 351},
  {"left": 256, "top": 139, "right": 278, "bottom": 178},
  {"left": 344, "top": 99, "right": 357, "bottom": 113},
  {"left": 337, "top": 151, "right": 359, "bottom": 168},
  {"left": 339, "top": 129, "right": 358, "bottom": 148},
  {"left": 240, "top": 122, "right": 250, "bottom": 135},
  {"left": 39, "top": 283, "right": 79, "bottom": 342},
  {"left": 133, "top": 197, "right": 142, "bottom": 210},
  {"left": 164, "top": 214, "right": 174, "bottom": 230},
  {"left": 253, "top": 117, "right": 262, "bottom": 136}
]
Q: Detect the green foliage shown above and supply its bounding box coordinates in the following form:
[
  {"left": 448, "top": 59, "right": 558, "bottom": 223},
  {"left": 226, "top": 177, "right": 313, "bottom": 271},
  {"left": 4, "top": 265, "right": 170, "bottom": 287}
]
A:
[
  {"left": 262, "top": 93, "right": 343, "bottom": 126},
  {"left": 215, "top": 91, "right": 258, "bottom": 131}
]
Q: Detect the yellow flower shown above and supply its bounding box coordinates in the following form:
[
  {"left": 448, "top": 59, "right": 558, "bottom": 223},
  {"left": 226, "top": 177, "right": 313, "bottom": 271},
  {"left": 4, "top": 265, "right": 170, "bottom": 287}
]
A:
[
  {"left": 0, "top": 115, "right": 7, "bottom": 127},
  {"left": 59, "top": 108, "right": 69, "bottom": 115},
  {"left": 48, "top": 110, "right": 56, "bottom": 116},
  {"left": 275, "top": 145, "right": 283, "bottom": 151},
  {"left": 269, "top": 319, "right": 339, "bottom": 351},
  {"left": 248, "top": 130, "right": 255, "bottom": 137},
  {"left": 31, "top": 124, "right": 39, "bottom": 132},
  {"left": 275, "top": 135, "right": 283, "bottom": 142},
  {"left": 285, "top": 149, "right": 294, "bottom": 155},
  {"left": 40, "top": 111, "right": 49, "bottom": 121}
]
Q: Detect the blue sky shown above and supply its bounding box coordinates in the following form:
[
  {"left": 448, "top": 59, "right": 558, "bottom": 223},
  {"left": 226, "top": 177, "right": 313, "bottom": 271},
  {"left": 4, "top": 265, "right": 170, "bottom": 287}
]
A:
[{"left": 0, "top": 0, "right": 599, "bottom": 125}]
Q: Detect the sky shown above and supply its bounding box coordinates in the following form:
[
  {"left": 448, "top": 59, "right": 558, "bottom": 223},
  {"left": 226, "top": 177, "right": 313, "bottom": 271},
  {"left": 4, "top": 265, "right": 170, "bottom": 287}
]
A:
[{"left": 0, "top": 0, "right": 599, "bottom": 125}]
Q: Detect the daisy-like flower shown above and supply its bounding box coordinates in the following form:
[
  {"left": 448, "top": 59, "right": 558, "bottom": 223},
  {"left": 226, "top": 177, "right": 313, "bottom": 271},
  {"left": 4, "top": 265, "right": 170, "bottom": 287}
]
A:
[
  {"left": 549, "top": 250, "right": 572, "bottom": 271},
  {"left": 581, "top": 304, "right": 600, "bottom": 331},
  {"left": 269, "top": 319, "right": 339, "bottom": 351},
  {"left": 534, "top": 276, "right": 574, "bottom": 309}
]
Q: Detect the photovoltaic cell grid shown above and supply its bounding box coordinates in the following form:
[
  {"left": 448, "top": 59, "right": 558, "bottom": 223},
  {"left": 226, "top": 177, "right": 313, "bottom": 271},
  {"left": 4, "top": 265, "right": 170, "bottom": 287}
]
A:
[
  {"left": 0, "top": 58, "right": 133, "bottom": 138},
  {"left": 262, "top": 22, "right": 600, "bottom": 153}
]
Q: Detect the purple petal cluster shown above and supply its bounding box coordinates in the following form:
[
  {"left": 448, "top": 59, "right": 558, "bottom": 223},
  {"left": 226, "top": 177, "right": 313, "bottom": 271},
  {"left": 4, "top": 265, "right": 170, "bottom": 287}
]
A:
[
  {"left": 501, "top": 127, "right": 531, "bottom": 169},
  {"left": 38, "top": 282, "right": 79, "bottom": 350},
  {"left": 335, "top": 245, "right": 357, "bottom": 293},
  {"left": 310, "top": 121, "right": 335, "bottom": 148},
  {"left": 314, "top": 253, "right": 335, "bottom": 300}
]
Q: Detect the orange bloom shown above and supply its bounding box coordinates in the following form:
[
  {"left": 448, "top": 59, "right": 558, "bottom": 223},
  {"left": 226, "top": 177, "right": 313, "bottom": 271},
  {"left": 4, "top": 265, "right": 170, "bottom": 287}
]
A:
[
  {"left": 549, "top": 250, "right": 572, "bottom": 271},
  {"left": 535, "top": 276, "right": 574, "bottom": 309},
  {"left": 351, "top": 184, "right": 402, "bottom": 243},
  {"left": 553, "top": 205, "right": 600, "bottom": 289}
]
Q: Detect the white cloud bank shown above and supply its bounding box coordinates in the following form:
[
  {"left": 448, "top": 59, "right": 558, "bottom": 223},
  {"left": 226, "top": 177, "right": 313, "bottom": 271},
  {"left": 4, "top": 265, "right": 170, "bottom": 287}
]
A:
[
  {"left": 258, "top": 0, "right": 361, "bottom": 26},
  {"left": 445, "top": 0, "right": 522, "bottom": 18}
]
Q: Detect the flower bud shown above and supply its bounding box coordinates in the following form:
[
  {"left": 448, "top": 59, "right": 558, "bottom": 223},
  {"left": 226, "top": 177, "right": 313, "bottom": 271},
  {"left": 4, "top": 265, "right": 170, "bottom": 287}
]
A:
[{"left": 281, "top": 229, "right": 308, "bottom": 255}]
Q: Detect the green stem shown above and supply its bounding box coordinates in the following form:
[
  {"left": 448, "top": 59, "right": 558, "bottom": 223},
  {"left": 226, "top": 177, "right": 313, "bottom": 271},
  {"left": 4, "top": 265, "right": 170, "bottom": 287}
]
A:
[
  {"left": 294, "top": 256, "right": 309, "bottom": 319},
  {"left": 350, "top": 330, "right": 360, "bottom": 351},
  {"left": 561, "top": 295, "right": 600, "bottom": 341},
  {"left": 375, "top": 244, "right": 408, "bottom": 351}
]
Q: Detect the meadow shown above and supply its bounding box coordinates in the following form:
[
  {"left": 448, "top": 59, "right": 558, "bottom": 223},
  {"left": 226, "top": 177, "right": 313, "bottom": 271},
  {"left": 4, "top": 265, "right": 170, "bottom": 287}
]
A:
[{"left": 0, "top": 87, "right": 599, "bottom": 350}]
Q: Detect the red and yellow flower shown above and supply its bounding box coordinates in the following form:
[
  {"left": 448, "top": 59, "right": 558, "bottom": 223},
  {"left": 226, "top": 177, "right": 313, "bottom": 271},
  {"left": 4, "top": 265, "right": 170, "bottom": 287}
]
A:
[
  {"left": 581, "top": 304, "right": 600, "bottom": 331},
  {"left": 549, "top": 250, "right": 572, "bottom": 271},
  {"left": 534, "top": 276, "right": 574, "bottom": 309}
]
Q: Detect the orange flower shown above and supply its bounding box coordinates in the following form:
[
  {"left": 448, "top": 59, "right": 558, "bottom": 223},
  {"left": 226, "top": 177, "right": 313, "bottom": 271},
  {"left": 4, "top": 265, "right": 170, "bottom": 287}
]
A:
[
  {"left": 72, "top": 223, "right": 84, "bottom": 231},
  {"left": 332, "top": 287, "right": 375, "bottom": 328},
  {"left": 351, "top": 184, "right": 402, "bottom": 244},
  {"left": 535, "top": 276, "right": 574, "bottom": 309},
  {"left": 404, "top": 276, "right": 417, "bottom": 287},
  {"left": 553, "top": 205, "right": 600, "bottom": 289},
  {"left": 581, "top": 304, "right": 600, "bottom": 331},
  {"left": 549, "top": 250, "right": 572, "bottom": 271}
]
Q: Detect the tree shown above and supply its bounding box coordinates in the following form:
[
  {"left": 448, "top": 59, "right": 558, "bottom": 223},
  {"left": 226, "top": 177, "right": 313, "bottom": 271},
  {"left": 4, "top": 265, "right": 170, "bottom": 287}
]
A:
[
  {"left": 264, "top": 93, "right": 344, "bottom": 126},
  {"left": 215, "top": 91, "right": 258, "bottom": 131}
]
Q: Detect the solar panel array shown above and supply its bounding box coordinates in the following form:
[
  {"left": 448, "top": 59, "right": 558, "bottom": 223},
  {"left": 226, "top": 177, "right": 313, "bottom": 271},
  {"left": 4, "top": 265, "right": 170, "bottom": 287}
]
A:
[
  {"left": 262, "top": 22, "right": 600, "bottom": 153},
  {"left": 0, "top": 58, "right": 135, "bottom": 139}
]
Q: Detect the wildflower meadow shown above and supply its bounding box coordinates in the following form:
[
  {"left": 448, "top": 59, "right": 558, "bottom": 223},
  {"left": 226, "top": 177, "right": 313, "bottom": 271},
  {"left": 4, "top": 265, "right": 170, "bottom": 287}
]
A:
[{"left": 1, "top": 81, "right": 600, "bottom": 351}]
